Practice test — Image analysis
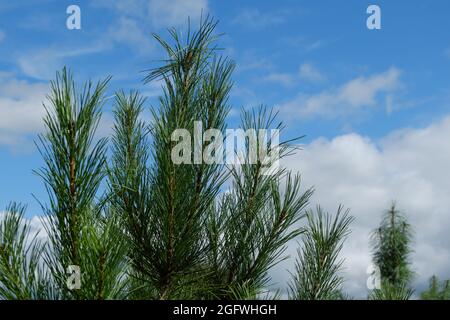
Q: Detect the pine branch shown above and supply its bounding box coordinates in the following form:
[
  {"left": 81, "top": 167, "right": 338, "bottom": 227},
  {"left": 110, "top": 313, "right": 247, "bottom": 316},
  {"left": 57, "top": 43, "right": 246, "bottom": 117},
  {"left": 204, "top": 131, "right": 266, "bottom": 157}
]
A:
[
  {"left": 115, "top": 17, "right": 233, "bottom": 299},
  {"left": 289, "top": 205, "right": 353, "bottom": 300},
  {"left": 35, "top": 67, "right": 126, "bottom": 299},
  {"left": 369, "top": 280, "right": 413, "bottom": 300},
  {"left": 206, "top": 106, "right": 313, "bottom": 299},
  {"left": 108, "top": 90, "right": 155, "bottom": 298}
]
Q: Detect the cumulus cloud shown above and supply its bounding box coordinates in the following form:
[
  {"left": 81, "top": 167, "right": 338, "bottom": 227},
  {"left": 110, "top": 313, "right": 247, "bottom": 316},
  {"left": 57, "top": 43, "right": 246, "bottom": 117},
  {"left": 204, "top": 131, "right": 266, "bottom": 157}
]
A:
[
  {"left": 0, "top": 73, "right": 48, "bottom": 147},
  {"left": 270, "top": 115, "right": 450, "bottom": 297},
  {"left": 0, "top": 211, "right": 48, "bottom": 251},
  {"left": 28, "top": 215, "right": 48, "bottom": 241},
  {"left": 0, "top": 74, "right": 126, "bottom": 150},
  {"left": 277, "top": 67, "right": 402, "bottom": 120}
]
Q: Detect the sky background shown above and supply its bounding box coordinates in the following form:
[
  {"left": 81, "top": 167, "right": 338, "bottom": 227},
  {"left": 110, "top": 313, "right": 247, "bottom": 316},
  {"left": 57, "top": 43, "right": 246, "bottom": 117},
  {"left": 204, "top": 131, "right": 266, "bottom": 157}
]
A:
[{"left": 0, "top": 0, "right": 449, "bottom": 298}]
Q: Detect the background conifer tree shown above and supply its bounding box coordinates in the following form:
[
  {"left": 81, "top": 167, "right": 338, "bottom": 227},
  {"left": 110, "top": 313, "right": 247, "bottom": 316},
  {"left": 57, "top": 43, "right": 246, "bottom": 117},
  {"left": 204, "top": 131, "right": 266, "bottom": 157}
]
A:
[
  {"left": 369, "top": 203, "right": 414, "bottom": 300},
  {"left": 420, "top": 276, "right": 450, "bottom": 300}
]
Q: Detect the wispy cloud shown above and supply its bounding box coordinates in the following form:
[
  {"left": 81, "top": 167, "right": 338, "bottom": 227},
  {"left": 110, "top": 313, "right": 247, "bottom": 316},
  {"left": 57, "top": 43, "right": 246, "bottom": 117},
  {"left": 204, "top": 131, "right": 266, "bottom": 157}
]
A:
[
  {"left": 299, "top": 63, "right": 325, "bottom": 83},
  {"left": 445, "top": 47, "right": 450, "bottom": 59},
  {"left": 234, "top": 51, "right": 274, "bottom": 73},
  {"left": 262, "top": 72, "right": 295, "bottom": 87},
  {"left": 147, "top": 0, "right": 208, "bottom": 27},
  {"left": 17, "top": 45, "right": 106, "bottom": 80},
  {"left": 281, "top": 36, "right": 338, "bottom": 53},
  {"left": 17, "top": 0, "right": 208, "bottom": 80},
  {"left": 108, "top": 16, "right": 154, "bottom": 54},
  {"left": 261, "top": 63, "right": 325, "bottom": 87},
  {"left": 304, "top": 40, "right": 328, "bottom": 52},
  {"left": 17, "top": 14, "right": 155, "bottom": 80},
  {"left": 92, "top": 0, "right": 208, "bottom": 28},
  {"left": 231, "top": 8, "right": 289, "bottom": 30}
]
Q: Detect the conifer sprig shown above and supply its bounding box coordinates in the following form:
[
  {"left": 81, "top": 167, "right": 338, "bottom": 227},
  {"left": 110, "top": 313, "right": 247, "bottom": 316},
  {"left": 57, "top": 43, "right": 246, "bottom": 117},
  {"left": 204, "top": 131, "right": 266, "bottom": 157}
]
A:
[
  {"left": 35, "top": 68, "right": 126, "bottom": 299},
  {"left": 289, "top": 206, "right": 353, "bottom": 300}
]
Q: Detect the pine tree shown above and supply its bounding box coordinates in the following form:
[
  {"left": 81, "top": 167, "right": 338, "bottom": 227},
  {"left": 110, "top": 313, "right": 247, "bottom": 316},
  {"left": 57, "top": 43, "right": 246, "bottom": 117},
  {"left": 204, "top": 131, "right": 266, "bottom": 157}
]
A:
[
  {"left": 109, "top": 17, "right": 314, "bottom": 300},
  {"left": 369, "top": 202, "right": 414, "bottom": 300},
  {"left": 289, "top": 206, "right": 353, "bottom": 300},
  {"left": 0, "top": 18, "right": 362, "bottom": 301},
  {"left": 420, "top": 275, "right": 450, "bottom": 300},
  {"left": 110, "top": 18, "right": 235, "bottom": 299}
]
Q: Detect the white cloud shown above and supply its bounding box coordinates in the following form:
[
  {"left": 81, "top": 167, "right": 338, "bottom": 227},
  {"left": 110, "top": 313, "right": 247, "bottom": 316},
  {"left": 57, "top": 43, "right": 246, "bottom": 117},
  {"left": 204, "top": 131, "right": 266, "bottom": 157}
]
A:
[
  {"left": 29, "top": 215, "right": 48, "bottom": 241},
  {"left": 0, "top": 74, "right": 125, "bottom": 150},
  {"left": 299, "top": 63, "right": 325, "bottom": 83},
  {"left": 271, "top": 115, "right": 450, "bottom": 297},
  {"left": 262, "top": 72, "right": 295, "bottom": 87},
  {"left": 277, "top": 67, "right": 401, "bottom": 120},
  {"left": 0, "top": 73, "right": 48, "bottom": 147}
]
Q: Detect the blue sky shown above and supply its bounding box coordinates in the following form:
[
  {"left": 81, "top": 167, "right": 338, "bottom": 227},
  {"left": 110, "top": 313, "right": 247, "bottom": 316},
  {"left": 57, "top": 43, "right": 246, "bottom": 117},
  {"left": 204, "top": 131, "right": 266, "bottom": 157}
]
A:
[{"left": 0, "top": 0, "right": 450, "bottom": 297}]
